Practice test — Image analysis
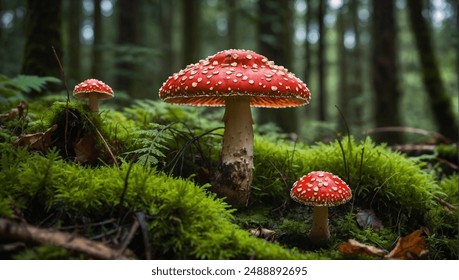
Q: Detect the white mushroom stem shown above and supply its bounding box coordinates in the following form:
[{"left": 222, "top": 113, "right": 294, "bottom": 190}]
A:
[
  {"left": 87, "top": 95, "right": 99, "bottom": 114},
  {"left": 309, "top": 206, "right": 330, "bottom": 244},
  {"left": 214, "top": 96, "right": 254, "bottom": 207}
]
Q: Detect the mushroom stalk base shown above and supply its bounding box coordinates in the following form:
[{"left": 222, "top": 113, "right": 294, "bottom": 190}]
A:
[
  {"left": 213, "top": 97, "right": 254, "bottom": 208},
  {"left": 309, "top": 206, "right": 330, "bottom": 245}
]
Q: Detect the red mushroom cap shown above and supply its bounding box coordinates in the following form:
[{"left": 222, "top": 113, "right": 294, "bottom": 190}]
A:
[
  {"left": 290, "top": 171, "right": 352, "bottom": 207},
  {"left": 73, "top": 79, "right": 114, "bottom": 100},
  {"left": 159, "top": 49, "right": 311, "bottom": 108}
]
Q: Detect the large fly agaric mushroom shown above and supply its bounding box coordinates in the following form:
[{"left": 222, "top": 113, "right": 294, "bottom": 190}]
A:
[
  {"left": 290, "top": 171, "right": 352, "bottom": 245},
  {"left": 73, "top": 79, "right": 114, "bottom": 114},
  {"left": 159, "top": 49, "right": 311, "bottom": 207}
]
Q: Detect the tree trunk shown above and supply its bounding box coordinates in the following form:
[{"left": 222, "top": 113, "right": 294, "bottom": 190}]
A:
[
  {"left": 160, "top": 0, "right": 174, "bottom": 84},
  {"left": 257, "top": 0, "right": 298, "bottom": 134},
  {"left": 116, "top": 0, "right": 141, "bottom": 95},
  {"left": 304, "top": 0, "right": 312, "bottom": 84},
  {"left": 227, "top": 0, "right": 237, "bottom": 47},
  {"left": 182, "top": 0, "right": 201, "bottom": 66},
  {"left": 91, "top": 0, "right": 102, "bottom": 79},
  {"left": 21, "top": 0, "right": 63, "bottom": 93},
  {"left": 337, "top": 6, "right": 348, "bottom": 133},
  {"left": 406, "top": 0, "right": 458, "bottom": 141},
  {"left": 349, "top": 0, "right": 363, "bottom": 128},
  {"left": 67, "top": 0, "right": 81, "bottom": 85},
  {"left": 317, "top": 0, "right": 327, "bottom": 121},
  {"left": 370, "top": 0, "right": 403, "bottom": 144}
]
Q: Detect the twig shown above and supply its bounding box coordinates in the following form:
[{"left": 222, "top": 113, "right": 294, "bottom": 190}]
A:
[
  {"left": 52, "top": 46, "right": 70, "bottom": 158},
  {"left": 81, "top": 113, "right": 119, "bottom": 168},
  {"left": 0, "top": 218, "right": 129, "bottom": 260},
  {"left": 118, "top": 218, "right": 139, "bottom": 255},
  {"left": 117, "top": 161, "right": 134, "bottom": 219},
  {"left": 433, "top": 196, "right": 457, "bottom": 213},
  {"left": 135, "top": 212, "right": 152, "bottom": 260}
]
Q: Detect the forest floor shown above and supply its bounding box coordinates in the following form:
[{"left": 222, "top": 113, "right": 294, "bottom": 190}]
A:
[{"left": 0, "top": 78, "right": 457, "bottom": 260}]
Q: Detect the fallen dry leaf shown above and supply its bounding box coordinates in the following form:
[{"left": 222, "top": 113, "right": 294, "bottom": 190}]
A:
[
  {"left": 0, "top": 101, "right": 27, "bottom": 121},
  {"left": 385, "top": 228, "right": 429, "bottom": 259},
  {"left": 337, "top": 239, "right": 387, "bottom": 258},
  {"left": 74, "top": 134, "right": 98, "bottom": 164},
  {"left": 356, "top": 209, "right": 384, "bottom": 231},
  {"left": 14, "top": 124, "right": 57, "bottom": 151},
  {"left": 338, "top": 228, "right": 429, "bottom": 259}
]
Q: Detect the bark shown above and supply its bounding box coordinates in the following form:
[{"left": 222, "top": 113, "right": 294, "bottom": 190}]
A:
[
  {"left": 212, "top": 97, "right": 254, "bottom": 208},
  {"left": 406, "top": 0, "right": 458, "bottom": 141},
  {"left": 257, "top": 0, "right": 299, "bottom": 134},
  {"left": 21, "top": 0, "right": 63, "bottom": 93},
  {"left": 370, "top": 0, "right": 403, "bottom": 144}
]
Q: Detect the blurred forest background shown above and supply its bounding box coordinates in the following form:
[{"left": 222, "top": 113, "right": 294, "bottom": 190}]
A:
[{"left": 1, "top": 0, "right": 458, "bottom": 144}]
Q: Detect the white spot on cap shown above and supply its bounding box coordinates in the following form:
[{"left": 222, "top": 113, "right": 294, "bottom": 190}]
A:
[
  {"left": 271, "top": 86, "right": 278, "bottom": 91},
  {"left": 192, "top": 82, "right": 198, "bottom": 87},
  {"left": 248, "top": 80, "right": 254, "bottom": 84}
]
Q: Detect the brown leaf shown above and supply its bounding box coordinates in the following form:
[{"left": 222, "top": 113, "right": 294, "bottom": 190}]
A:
[
  {"left": 74, "top": 134, "right": 98, "bottom": 164},
  {"left": 14, "top": 124, "right": 57, "bottom": 151},
  {"left": 356, "top": 209, "right": 384, "bottom": 231},
  {"left": 0, "top": 101, "right": 27, "bottom": 121},
  {"left": 385, "top": 228, "right": 429, "bottom": 260},
  {"left": 338, "top": 239, "right": 387, "bottom": 258}
]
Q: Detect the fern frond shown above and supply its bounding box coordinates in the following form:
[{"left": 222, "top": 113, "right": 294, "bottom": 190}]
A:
[{"left": 124, "top": 123, "right": 173, "bottom": 166}]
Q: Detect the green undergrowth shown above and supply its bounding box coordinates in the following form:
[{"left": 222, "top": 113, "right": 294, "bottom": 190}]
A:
[
  {"left": 0, "top": 146, "right": 324, "bottom": 260},
  {"left": 1, "top": 97, "right": 457, "bottom": 259}
]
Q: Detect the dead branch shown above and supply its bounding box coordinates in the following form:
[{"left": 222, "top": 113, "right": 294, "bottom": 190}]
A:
[
  {"left": 433, "top": 196, "right": 457, "bottom": 213},
  {"left": 0, "top": 218, "right": 129, "bottom": 260}
]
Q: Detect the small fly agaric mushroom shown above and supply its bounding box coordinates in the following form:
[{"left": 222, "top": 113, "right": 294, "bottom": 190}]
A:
[
  {"left": 159, "top": 49, "right": 311, "bottom": 208},
  {"left": 290, "top": 171, "right": 352, "bottom": 245},
  {"left": 73, "top": 79, "right": 114, "bottom": 114}
]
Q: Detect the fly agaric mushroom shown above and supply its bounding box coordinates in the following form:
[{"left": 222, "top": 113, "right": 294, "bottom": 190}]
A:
[
  {"left": 159, "top": 49, "right": 311, "bottom": 207},
  {"left": 290, "top": 171, "right": 352, "bottom": 245},
  {"left": 73, "top": 79, "right": 114, "bottom": 114}
]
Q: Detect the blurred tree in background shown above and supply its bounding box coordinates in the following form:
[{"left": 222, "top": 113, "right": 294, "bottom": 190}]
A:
[
  {"left": 0, "top": 0, "right": 457, "bottom": 143},
  {"left": 21, "top": 0, "right": 63, "bottom": 93}
]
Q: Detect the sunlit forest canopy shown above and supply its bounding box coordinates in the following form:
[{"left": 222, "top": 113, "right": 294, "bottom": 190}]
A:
[{"left": 0, "top": 0, "right": 457, "bottom": 143}]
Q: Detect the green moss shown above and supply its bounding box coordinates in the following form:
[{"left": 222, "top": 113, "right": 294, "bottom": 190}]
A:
[
  {"left": 438, "top": 175, "right": 458, "bottom": 205},
  {"left": 1, "top": 99, "right": 456, "bottom": 259},
  {"left": 0, "top": 145, "right": 317, "bottom": 259},
  {"left": 252, "top": 136, "right": 442, "bottom": 232}
]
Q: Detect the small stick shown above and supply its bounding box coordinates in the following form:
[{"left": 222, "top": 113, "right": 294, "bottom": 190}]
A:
[
  {"left": 0, "top": 218, "right": 128, "bottom": 260},
  {"left": 81, "top": 113, "right": 119, "bottom": 168},
  {"left": 52, "top": 46, "right": 70, "bottom": 158}
]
